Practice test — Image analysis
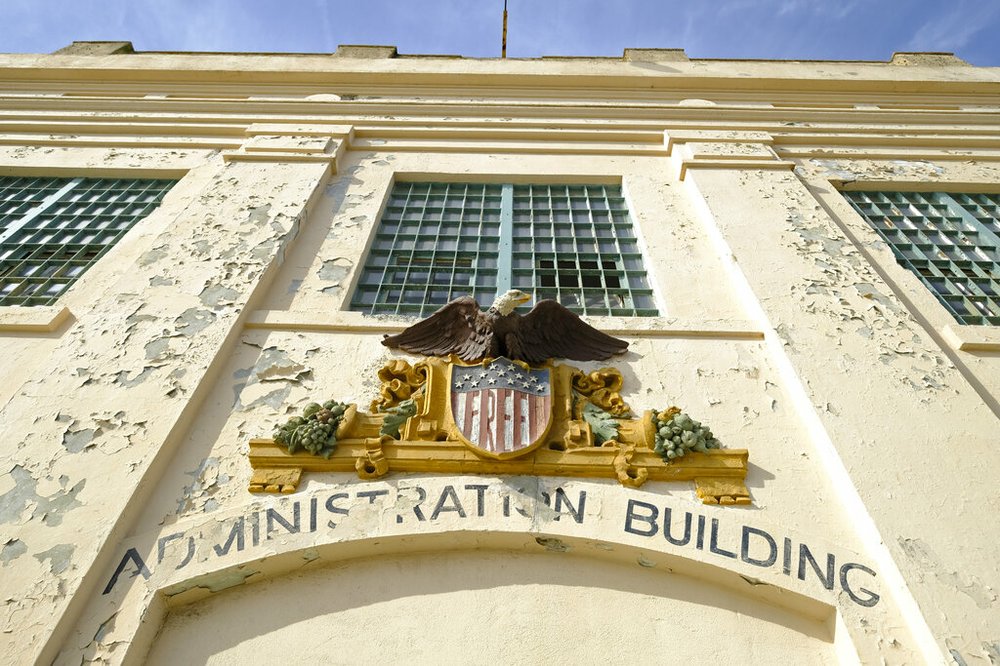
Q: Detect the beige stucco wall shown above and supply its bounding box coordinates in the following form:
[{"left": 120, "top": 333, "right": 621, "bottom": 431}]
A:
[
  {"left": 145, "top": 550, "right": 843, "bottom": 665},
  {"left": 0, "top": 45, "right": 997, "bottom": 665}
]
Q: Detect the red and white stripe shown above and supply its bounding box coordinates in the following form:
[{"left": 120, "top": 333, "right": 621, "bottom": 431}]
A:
[{"left": 452, "top": 388, "right": 550, "bottom": 454}]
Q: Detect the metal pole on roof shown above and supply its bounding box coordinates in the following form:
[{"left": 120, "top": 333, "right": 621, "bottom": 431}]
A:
[{"left": 502, "top": 0, "right": 508, "bottom": 58}]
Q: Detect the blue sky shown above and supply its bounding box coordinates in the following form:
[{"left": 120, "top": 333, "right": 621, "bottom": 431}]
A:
[{"left": 2, "top": 0, "right": 999, "bottom": 65}]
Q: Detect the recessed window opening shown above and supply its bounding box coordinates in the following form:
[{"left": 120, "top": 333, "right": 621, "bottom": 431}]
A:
[
  {"left": 843, "top": 190, "right": 1000, "bottom": 326},
  {"left": 351, "top": 181, "right": 657, "bottom": 317},
  {"left": 0, "top": 176, "right": 176, "bottom": 306}
]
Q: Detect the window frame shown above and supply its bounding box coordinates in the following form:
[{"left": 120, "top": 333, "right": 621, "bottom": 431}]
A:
[
  {"left": 842, "top": 189, "right": 1000, "bottom": 327},
  {"left": 825, "top": 182, "right": 1000, "bottom": 352},
  {"left": 0, "top": 175, "right": 178, "bottom": 308},
  {"left": 349, "top": 179, "right": 659, "bottom": 318}
]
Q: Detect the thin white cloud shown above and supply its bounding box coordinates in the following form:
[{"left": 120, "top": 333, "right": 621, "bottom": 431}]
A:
[
  {"left": 0, "top": 0, "right": 997, "bottom": 64},
  {"left": 314, "top": 0, "right": 335, "bottom": 52},
  {"left": 710, "top": 0, "right": 861, "bottom": 20},
  {"left": 906, "top": 0, "right": 1000, "bottom": 52}
]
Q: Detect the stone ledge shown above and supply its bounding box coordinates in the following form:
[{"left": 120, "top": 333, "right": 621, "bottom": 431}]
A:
[
  {"left": 890, "top": 52, "right": 969, "bottom": 67},
  {"left": 624, "top": 48, "right": 689, "bottom": 62},
  {"left": 665, "top": 130, "right": 775, "bottom": 155},
  {"left": 52, "top": 41, "right": 134, "bottom": 56},
  {"left": 941, "top": 323, "right": 1000, "bottom": 352},
  {"left": 244, "top": 309, "right": 765, "bottom": 340},
  {"left": 679, "top": 158, "right": 795, "bottom": 179},
  {"left": 0, "top": 305, "right": 72, "bottom": 332},
  {"left": 334, "top": 45, "right": 397, "bottom": 59}
]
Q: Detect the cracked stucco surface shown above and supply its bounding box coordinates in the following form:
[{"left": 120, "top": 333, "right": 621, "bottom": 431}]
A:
[
  {"left": 688, "top": 164, "right": 1000, "bottom": 663},
  {"left": 0, "top": 53, "right": 996, "bottom": 665},
  {"left": 2, "top": 145, "right": 997, "bottom": 666},
  {"left": 62, "top": 149, "right": 912, "bottom": 664},
  {"left": 0, "top": 149, "right": 331, "bottom": 663},
  {"left": 8, "top": 146, "right": 998, "bottom": 666}
]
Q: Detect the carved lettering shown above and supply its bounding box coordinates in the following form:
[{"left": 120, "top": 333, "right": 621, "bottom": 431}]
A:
[
  {"left": 663, "top": 508, "right": 692, "bottom": 546},
  {"left": 709, "top": 518, "right": 736, "bottom": 559},
  {"left": 840, "top": 563, "right": 880, "bottom": 607},
  {"left": 250, "top": 511, "right": 261, "bottom": 546},
  {"left": 624, "top": 499, "right": 658, "bottom": 536},
  {"left": 553, "top": 489, "right": 586, "bottom": 524},
  {"left": 741, "top": 526, "right": 777, "bottom": 568},
  {"left": 102, "top": 548, "right": 151, "bottom": 595},
  {"left": 357, "top": 490, "right": 389, "bottom": 504},
  {"left": 431, "top": 485, "right": 467, "bottom": 519},
  {"left": 325, "top": 492, "right": 350, "bottom": 528},
  {"left": 213, "top": 518, "right": 245, "bottom": 557},
  {"left": 157, "top": 532, "right": 183, "bottom": 564},
  {"left": 266, "top": 502, "right": 300, "bottom": 537},
  {"left": 695, "top": 514, "right": 706, "bottom": 550},
  {"left": 465, "top": 484, "right": 489, "bottom": 517},
  {"left": 104, "top": 484, "right": 880, "bottom": 611},
  {"left": 798, "top": 543, "right": 835, "bottom": 590},
  {"left": 622, "top": 501, "right": 878, "bottom": 607}
]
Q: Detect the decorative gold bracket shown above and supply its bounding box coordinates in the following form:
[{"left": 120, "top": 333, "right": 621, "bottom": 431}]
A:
[
  {"left": 249, "top": 357, "right": 751, "bottom": 505},
  {"left": 248, "top": 437, "right": 750, "bottom": 504},
  {"left": 250, "top": 358, "right": 750, "bottom": 504}
]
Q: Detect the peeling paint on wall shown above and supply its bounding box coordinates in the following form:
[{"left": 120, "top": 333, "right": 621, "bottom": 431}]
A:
[
  {"left": 62, "top": 427, "right": 99, "bottom": 454},
  {"left": 199, "top": 284, "right": 240, "bottom": 309},
  {"left": 176, "top": 457, "right": 231, "bottom": 516},
  {"left": 899, "top": 537, "right": 998, "bottom": 610},
  {"left": 174, "top": 308, "right": 217, "bottom": 335},
  {"left": 317, "top": 257, "right": 353, "bottom": 294},
  {"left": 0, "top": 465, "right": 85, "bottom": 527},
  {"left": 253, "top": 347, "right": 311, "bottom": 383},
  {"left": 0, "top": 538, "right": 27, "bottom": 564},
  {"left": 34, "top": 543, "right": 76, "bottom": 575}
]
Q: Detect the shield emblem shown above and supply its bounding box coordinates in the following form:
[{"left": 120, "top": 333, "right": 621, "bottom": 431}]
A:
[{"left": 450, "top": 358, "right": 552, "bottom": 459}]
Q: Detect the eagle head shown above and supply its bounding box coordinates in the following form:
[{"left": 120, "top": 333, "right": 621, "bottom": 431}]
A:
[{"left": 492, "top": 289, "right": 532, "bottom": 315}]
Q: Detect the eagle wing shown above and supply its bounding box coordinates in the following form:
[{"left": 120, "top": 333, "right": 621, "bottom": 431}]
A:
[
  {"left": 514, "top": 300, "right": 629, "bottom": 365},
  {"left": 381, "top": 296, "right": 494, "bottom": 362}
]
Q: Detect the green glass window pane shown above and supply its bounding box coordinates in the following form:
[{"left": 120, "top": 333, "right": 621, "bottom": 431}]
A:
[
  {"left": 350, "top": 181, "right": 657, "bottom": 317},
  {"left": 0, "top": 176, "right": 176, "bottom": 306},
  {"left": 844, "top": 190, "right": 1000, "bottom": 326}
]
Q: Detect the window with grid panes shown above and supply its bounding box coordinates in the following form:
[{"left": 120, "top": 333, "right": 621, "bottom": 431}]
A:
[
  {"left": 0, "top": 176, "right": 176, "bottom": 306},
  {"left": 843, "top": 191, "right": 1000, "bottom": 326},
  {"left": 351, "top": 182, "right": 657, "bottom": 317}
]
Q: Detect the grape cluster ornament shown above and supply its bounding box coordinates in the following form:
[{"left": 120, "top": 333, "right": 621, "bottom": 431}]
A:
[
  {"left": 651, "top": 407, "right": 720, "bottom": 461},
  {"left": 273, "top": 400, "right": 349, "bottom": 458}
]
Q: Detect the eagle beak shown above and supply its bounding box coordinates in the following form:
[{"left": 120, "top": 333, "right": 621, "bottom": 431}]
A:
[{"left": 515, "top": 291, "right": 532, "bottom": 305}]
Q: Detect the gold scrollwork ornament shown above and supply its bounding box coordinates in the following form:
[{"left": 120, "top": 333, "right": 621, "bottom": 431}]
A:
[{"left": 371, "top": 359, "right": 428, "bottom": 413}]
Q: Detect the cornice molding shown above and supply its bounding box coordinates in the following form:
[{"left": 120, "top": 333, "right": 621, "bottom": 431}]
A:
[
  {"left": 3, "top": 95, "right": 999, "bottom": 129},
  {"left": 665, "top": 129, "right": 796, "bottom": 179},
  {"left": 1, "top": 53, "right": 998, "bottom": 96},
  {"left": 221, "top": 123, "right": 354, "bottom": 167},
  {"left": 3, "top": 110, "right": 1000, "bottom": 162}
]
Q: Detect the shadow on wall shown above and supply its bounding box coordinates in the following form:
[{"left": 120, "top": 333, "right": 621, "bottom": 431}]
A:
[{"left": 145, "top": 545, "right": 836, "bottom": 664}]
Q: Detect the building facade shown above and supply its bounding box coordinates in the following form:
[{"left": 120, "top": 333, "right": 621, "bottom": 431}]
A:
[{"left": 0, "top": 41, "right": 998, "bottom": 664}]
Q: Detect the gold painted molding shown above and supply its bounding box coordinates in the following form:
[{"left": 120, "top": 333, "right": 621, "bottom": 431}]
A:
[
  {"left": 249, "top": 357, "right": 751, "bottom": 505},
  {"left": 248, "top": 439, "right": 750, "bottom": 504}
]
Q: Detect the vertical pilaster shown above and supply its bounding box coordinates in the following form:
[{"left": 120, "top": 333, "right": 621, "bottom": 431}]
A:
[
  {"left": 666, "top": 128, "right": 1000, "bottom": 663},
  {"left": 4, "top": 128, "right": 354, "bottom": 665}
]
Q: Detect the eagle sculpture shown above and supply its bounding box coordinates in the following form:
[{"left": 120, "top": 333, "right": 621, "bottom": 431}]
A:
[{"left": 381, "top": 289, "right": 629, "bottom": 365}]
